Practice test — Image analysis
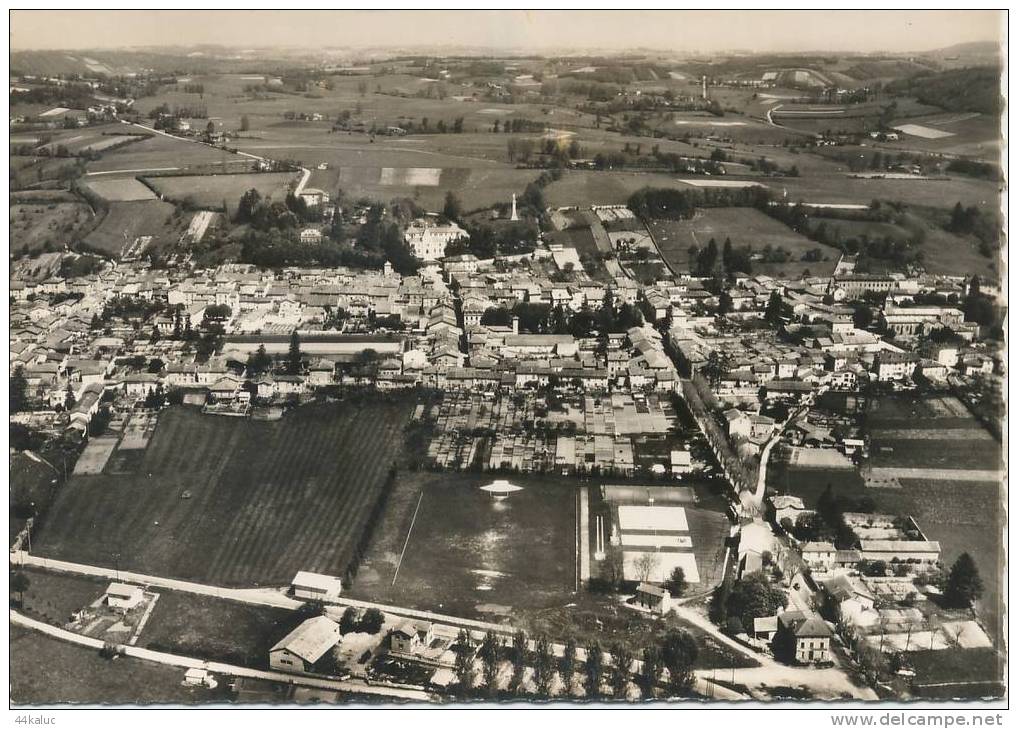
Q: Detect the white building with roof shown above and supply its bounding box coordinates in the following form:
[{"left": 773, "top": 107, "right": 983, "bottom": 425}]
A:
[{"left": 404, "top": 218, "right": 467, "bottom": 260}]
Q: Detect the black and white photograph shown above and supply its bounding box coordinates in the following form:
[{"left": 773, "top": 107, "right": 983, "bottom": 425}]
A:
[{"left": 6, "top": 7, "right": 1007, "bottom": 718}]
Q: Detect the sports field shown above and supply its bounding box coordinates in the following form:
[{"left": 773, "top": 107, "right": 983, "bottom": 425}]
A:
[
  {"left": 349, "top": 472, "right": 578, "bottom": 619},
  {"left": 33, "top": 401, "right": 413, "bottom": 586}
]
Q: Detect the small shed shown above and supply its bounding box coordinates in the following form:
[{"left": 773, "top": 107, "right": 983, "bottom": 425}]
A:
[
  {"left": 291, "top": 571, "right": 343, "bottom": 602},
  {"left": 105, "top": 582, "right": 144, "bottom": 611}
]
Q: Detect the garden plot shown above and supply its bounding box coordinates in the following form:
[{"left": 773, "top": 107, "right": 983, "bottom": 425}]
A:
[{"left": 72, "top": 436, "right": 119, "bottom": 475}]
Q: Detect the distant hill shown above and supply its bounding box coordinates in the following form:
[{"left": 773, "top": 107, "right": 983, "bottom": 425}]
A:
[{"left": 886, "top": 66, "right": 1001, "bottom": 115}]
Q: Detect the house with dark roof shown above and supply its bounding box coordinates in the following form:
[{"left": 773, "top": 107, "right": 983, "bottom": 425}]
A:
[{"left": 777, "top": 610, "right": 833, "bottom": 664}]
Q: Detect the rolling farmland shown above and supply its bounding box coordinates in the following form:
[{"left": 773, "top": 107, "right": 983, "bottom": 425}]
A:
[{"left": 33, "top": 400, "right": 414, "bottom": 586}]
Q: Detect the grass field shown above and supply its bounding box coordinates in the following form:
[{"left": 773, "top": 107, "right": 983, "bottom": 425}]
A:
[
  {"left": 11, "top": 626, "right": 224, "bottom": 705},
  {"left": 83, "top": 199, "right": 179, "bottom": 257},
  {"left": 142, "top": 591, "right": 299, "bottom": 668},
  {"left": 143, "top": 171, "right": 298, "bottom": 207},
  {"left": 349, "top": 472, "right": 578, "bottom": 620},
  {"left": 83, "top": 176, "right": 158, "bottom": 202},
  {"left": 648, "top": 207, "right": 841, "bottom": 277},
  {"left": 9, "top": 201, "right": 95, "bottom": 253},
  {"left": 34, "top": 400, "right": 413, "bottom": 586}
]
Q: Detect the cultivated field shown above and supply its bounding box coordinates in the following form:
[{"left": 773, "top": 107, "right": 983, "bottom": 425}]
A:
[
  {"left": 349, "top": 472, "right": 578, "bottom": 620},
  {"left": 85, "top": 128, "right": 246, "bottom": 173},
  {"left": 649, "top": 207, "right": 841, "bottom": 277},
  {"left": 9, "top": 201, "right": 94, "bottom": 253},
  {"left": 33, "top": 400, "right": 413, "bottom": 586},
  {"left": 142, "top": 171, "right": 298, "bottom": 207}
]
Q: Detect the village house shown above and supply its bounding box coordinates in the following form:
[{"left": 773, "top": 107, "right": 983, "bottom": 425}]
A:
[
  {"left": 389, "top": 619, "right": 435, "bottom": 655},
  {"left": 634, "top": 583, "right": 672, "bottom": 614},
  {"left": 777, "top": 610, "right": 834, "bottom": 664}
]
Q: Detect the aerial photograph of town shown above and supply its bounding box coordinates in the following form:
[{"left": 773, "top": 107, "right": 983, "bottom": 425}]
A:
[{"left": 6, "top": 8, "right": 1007, "bottom": 716}]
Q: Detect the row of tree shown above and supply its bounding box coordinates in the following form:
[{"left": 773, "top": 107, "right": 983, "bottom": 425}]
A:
[{"left": 451, "top": 627, "right": 699, "bottom": 700}]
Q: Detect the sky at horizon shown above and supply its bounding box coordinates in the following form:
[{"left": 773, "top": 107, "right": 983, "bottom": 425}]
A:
[{"left": 9, "top": 10, "right": 1005, "bottom": 54}]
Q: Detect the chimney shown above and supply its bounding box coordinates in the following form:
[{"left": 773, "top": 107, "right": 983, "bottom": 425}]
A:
[{"left": 511, "top": 315, "right": 519, "bottom": 335}]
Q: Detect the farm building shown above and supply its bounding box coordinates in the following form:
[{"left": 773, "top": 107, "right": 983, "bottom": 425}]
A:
[
  {"left": 104, "top": 583, "right": 144, "bottom": 611},
  {"left": 269, "top": 616, "right": 341, "bottom": 674},
  {"left": 291, "top": 571, "right": 343, "bottom": 602}
]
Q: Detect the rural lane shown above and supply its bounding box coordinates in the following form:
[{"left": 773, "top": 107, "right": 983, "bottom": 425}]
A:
[
  {"left": 12, "top": 552, "right": 877, "bottom": 700},
  {"left": 11, "top": 609, "right": 430, "bottom": 701}
]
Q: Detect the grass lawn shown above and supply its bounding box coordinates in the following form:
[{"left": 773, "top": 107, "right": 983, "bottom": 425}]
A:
[
  {"left": 349, "top": 471, "right": 578, "bottom": 620},
  {"left": 34, "top": 399, "right": 414, "bottom": 586},
  {"left": 141, "top": 591, "right": 302, "bottom": 668},
  {"left": 12, "top": 568, "right": 108, "bottom": 626},
  {"left": 648, "top": 207, "right": 840, "bottom": 278},
  {"left": 10, "top": 626, "right": 225, "bottom": 705}
]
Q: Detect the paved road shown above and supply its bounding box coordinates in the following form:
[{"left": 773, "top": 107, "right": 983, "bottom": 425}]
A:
[{"left": 11, "top": 609, "right": 429, "bottom": 701}]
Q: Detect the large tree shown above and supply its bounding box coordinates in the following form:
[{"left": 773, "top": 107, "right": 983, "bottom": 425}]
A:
[
  {"left": 583, "top": 642, "right": 604, "bottom": 699},
  {"left": 532, "top": 634, "right": 553, "bottom": 698},
  {"left": 608, "top": 642, "right": 634, "bottom": 699},
  {"left": 10, "top": 369, "right": 28, "bottom": 413},
  {"left": 660, "top": 628, "right": 698, "bottom": 695},
  {"left": 664, "top": 566, "right": 687, "bottom": 597},
  {"left": 944, "top": 552, "right": 984, "bottom": 608},
  {"left": 287, "top": 330, "right": 302, "bottom": 375},
  {"left": 726, "top": 572, "right": 788, "bottom": 632},
  {"left": 453, "top": 629, "right": 476, "bottom": 695},
  {"left": 638, "top": 645, "right": 663, "bottom": 699},
  {"left": 560, "top": 638, "right": 577, "bottom": 696},
  {"left": 478, "top": 630, "right": 502, "bottom": 697}
]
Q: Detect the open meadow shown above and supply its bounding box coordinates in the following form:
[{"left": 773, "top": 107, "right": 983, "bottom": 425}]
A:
[
  {"left": 11, "top": 626, "right": 219, "bottom": 705},
  {"left": 10, "top": 201, "right": 95, "bottom": 253},
  {"left": 33, "top": 400, "right": 413, "bottom": 586}
]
